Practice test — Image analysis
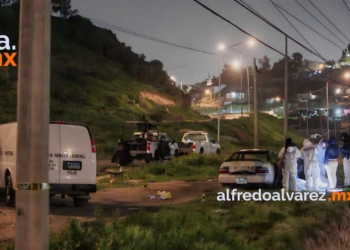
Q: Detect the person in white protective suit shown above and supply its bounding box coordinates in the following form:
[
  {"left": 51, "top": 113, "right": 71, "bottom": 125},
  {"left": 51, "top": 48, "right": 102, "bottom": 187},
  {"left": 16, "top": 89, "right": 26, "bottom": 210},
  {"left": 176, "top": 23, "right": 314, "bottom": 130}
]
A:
[
  {"left": 278, "top": 138, "right": 301, "bottom": 191},
  {"left": 300, "top": 139, "right": 320, "bottom": 191}
]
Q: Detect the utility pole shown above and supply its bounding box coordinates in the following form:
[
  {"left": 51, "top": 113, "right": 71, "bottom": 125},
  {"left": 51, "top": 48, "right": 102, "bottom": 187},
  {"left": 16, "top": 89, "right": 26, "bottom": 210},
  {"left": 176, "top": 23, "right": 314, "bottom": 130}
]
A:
[
  {"left": 306, "top": 99, "right": 309, "bottom": 138},
  {"left": 327, "top": 82, "right": 329, "bottom": 139},
  {"left": 16, "top": 1, "right": 51, "bottom": 250},
  {"left": 254, "top": 58, "right": 258, "bottom": 148},
  {"left": 284, "top": 35, "right": 288, "bottom": 142},
  {"left": 218, "top": 51, "right": 222, "bottom": 144},
  {"left": 240, "top": 52, "right": 243, "bottom": 117},
  {"left": 247, "top": 67, "right": 250, "bottom": 112}
]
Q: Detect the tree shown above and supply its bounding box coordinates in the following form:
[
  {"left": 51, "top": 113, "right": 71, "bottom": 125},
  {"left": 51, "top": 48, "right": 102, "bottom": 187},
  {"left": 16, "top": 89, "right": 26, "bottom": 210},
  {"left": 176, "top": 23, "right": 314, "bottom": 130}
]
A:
[
  {"left": 51, "top": 0, "right": 78, "bottom": 19},
  {"left": 291, "top": 52, "right": 303, "bottom": 73},
  {"left": 258, "top": 55, "right": 271, "bottom": 73}
]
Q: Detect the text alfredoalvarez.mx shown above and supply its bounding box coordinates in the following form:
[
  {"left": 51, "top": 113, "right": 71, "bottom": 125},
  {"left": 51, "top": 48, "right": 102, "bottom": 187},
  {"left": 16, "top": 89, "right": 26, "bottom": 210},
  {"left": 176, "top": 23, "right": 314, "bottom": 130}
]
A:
[{"left": 0, "top": 35, "right": 17, "bottom": 67}]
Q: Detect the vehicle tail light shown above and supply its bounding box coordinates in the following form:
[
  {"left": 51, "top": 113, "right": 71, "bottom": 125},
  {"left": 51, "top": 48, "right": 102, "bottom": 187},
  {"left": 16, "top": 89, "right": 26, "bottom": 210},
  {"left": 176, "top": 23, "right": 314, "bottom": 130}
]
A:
[
  {"left": 147, "top": 142, "right": 150, "bottom": 151},
  {"left": 219, "top": 167, "right": 229, "bottom": 174},
  {"left": 54, "top": 121, "right": 64, "bottom": 124},
  {"left": 192, "top": 144, "right": 196, "bottom": 149},
  {"left": 255, "top": 167, "right": 268, "bottom": 173},
  {"left": 91, "top": 139, "right": 96, "bottom": 153}
]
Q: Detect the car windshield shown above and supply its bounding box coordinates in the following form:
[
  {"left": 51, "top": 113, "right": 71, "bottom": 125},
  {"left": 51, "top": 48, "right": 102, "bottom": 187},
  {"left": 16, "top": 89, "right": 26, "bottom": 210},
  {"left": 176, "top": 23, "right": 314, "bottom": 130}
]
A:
[
  {"left": 183, "top": 134, "right": 206, "bottom": 141},
  {"left": 229, "top": 152, "right": 268, "bottom": 161}
]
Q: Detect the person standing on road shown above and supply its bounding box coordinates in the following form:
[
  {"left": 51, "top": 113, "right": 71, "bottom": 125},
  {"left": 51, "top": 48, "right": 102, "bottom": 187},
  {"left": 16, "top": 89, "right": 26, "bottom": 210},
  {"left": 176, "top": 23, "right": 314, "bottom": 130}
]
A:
[
  {"left": 316, "top": 138, "right": 328, "bottom": 178},
  {"left": 278, "top": 138, "right": 301, "bottom": 192},
  {"left": 300, "top": 139, "right": 320, "bottom": 191},
  {"left": 340, "top": 133, "right": 350, "bottom": 187},
  {"left": 324, "top": 136, "right": 339, "bottom": 189}
]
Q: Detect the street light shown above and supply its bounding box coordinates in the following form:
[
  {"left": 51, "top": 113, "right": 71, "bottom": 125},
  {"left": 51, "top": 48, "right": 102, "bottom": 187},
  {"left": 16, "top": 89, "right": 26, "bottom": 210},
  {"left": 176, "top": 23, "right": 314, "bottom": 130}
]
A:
[
  {"left": 322, "top": 72, "right": 350, "bottom": 139},
  {"left": 216, "top": 40, "right": 254, "bottom": 141},
  {"left": 274, "top": 96, "right": 284, "bottom": 117},
  {"left": 206, "top": 89, "right": 212, "bottom": 104},
  {"left": 226, "top": 39, "right": 255, "bottom": 117}
]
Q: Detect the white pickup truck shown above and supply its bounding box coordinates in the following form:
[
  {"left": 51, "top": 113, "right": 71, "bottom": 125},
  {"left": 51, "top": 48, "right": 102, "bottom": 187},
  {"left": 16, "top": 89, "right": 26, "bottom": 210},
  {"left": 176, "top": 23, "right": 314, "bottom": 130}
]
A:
[{"left": 178, "top": 131, "right": 220, "bottom": 155}]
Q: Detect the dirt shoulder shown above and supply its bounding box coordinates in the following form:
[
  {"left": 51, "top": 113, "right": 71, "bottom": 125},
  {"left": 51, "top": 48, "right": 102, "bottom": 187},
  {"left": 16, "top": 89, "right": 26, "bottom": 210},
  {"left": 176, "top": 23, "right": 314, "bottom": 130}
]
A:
[{"left": 0, "top": 179, "right": 221, "bottom": 243}]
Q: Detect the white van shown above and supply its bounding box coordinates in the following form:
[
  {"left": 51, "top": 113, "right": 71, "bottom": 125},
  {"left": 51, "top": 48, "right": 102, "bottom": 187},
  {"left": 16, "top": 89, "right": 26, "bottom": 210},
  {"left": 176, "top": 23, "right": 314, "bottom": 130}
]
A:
[{"left": 0, "top": 122, "right": 97, "bottom": 207}]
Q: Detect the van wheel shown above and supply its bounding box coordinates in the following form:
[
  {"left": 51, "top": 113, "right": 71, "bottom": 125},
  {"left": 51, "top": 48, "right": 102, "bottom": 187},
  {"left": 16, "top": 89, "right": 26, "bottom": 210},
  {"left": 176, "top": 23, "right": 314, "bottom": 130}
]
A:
[
  {"left": 216, "top": 149, "right": 220, "bottom": 156},
  {"left": 73, "top": 198, "right": 88, "bottom": 207},
  {"left": 199, "top": 148, "right": 204, "bottom": 155},
  {"left": 174, "top": 150, "right": 179, "bottom": 158},
  {"left": 5, "top": 175, "right": 15, "bottom": 207}
]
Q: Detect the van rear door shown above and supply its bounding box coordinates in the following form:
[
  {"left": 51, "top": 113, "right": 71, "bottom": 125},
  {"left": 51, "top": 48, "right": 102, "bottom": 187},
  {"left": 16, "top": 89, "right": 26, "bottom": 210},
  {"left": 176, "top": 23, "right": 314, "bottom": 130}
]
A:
[
  {"left": 48, "top": 124, "right": 61, "bottom": 184},
  {"left": 59, "top": 124, "right": 96, "bottom": 184}
]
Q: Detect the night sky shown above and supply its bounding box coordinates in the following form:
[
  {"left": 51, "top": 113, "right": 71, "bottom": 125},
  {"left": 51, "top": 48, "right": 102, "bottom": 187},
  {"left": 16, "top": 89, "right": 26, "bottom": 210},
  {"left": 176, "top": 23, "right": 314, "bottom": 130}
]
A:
[{"left": 72, "top": 0, "right": 350, "bottom": 86}]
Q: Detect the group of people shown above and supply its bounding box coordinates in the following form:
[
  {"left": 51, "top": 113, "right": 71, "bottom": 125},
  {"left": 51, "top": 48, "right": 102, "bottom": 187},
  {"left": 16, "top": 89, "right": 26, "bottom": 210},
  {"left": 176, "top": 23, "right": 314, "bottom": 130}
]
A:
[{"left": 277, "top": 133, "right": 350, "bottom": 192}]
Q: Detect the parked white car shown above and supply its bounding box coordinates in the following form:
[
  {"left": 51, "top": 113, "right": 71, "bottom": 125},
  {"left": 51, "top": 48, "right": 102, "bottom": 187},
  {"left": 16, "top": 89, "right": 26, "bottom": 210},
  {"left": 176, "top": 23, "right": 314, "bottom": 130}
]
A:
[
  {"left": 178, "top": 131, "right": 220, "bottom": 155},
  {"left": 218, "top": 149, "right": 282, "bottom": 189},
  {"left": 0, "top": 122, "right": 97, "bottom": 207}
]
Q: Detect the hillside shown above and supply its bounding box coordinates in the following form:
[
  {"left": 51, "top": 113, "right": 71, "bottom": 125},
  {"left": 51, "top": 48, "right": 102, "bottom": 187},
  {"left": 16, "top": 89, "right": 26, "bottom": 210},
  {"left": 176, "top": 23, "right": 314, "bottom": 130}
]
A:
[
  {"left": 0, "top": 4, "right": 304, "bottom": 159},
  {"left": 0, "top": 5, "right": 205, "bottom": 156}
]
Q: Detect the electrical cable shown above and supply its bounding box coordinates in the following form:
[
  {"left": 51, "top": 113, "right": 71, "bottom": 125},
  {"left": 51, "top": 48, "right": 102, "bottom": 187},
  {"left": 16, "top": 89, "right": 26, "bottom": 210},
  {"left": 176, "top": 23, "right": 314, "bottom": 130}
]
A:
[
  {"left": 344, "top": 0, "right": 350, "bottom": 13},
  {"left": 84, "top": 13, "right": 345, "bottom": 86},
  {"left": 233, "top": 0, "right": 328, "bottom": 61},
  {"left": 309, "top": 0, "right": 350, "bottom": 42},
  {"left": 295, "top": 0, "right": 347, "bottom": 46},
  {"left": 271, "top": 1, "right": 343, "bottom": 51},
  {"left": 165, "top": 60, "right": 204, "bottom": 71},
  {"left": 193, "top": 0, "right": 286, "bottom": 58},
  {"left": 271, "top": 1, "right": 324, "bottom": 57},
  {"left": 88, "top": 18, "right": 221, "bottom": 57}
]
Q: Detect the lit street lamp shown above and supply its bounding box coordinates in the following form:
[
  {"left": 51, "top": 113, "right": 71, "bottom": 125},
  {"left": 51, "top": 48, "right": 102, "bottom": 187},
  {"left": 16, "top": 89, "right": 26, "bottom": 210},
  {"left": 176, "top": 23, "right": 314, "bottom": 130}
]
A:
[
  {"left": 205, "top": 89, "right": 212, "bottom": 104},
  {"left": 216, "top": 40, "right": 254, "bottom": 142},
  {"left": 323, "top": 72, "right": 350, "bottom": 139},
  {"left": 227, "top": 39, "right": 255, "bottom": 117}
]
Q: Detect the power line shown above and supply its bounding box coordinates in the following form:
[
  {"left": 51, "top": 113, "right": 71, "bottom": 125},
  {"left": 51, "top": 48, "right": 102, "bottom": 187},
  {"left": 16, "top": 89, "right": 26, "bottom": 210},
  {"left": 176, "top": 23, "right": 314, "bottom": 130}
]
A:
[
  {"left": 295, "top": 0, "right": 347, "bottom": 46},
  {"left": 165, "top": 60, "right": 204, "bottom": 71},
  {"left": 84, "top": 13, "right": 346, "bottom": 86},
  {"left": 192, "top": 0, "right": 286, "bottom": 58},
  {"left": 271, "top": 1, "right": 343, "bottom": 51},
  {"left": 271, "top": 1, "right": 324, "bottom": 57},
  {"left": 344, "top": 0, "right": 350, "bottom": 13},
  {"left": 233, "top": 0, "right": 328, "bottom": 61},
  {"left": 87, "top": 18, "right": 221, "bottom": 57},
  {"left": 309, "top": 0, "right": 350, "bottom": 42}
]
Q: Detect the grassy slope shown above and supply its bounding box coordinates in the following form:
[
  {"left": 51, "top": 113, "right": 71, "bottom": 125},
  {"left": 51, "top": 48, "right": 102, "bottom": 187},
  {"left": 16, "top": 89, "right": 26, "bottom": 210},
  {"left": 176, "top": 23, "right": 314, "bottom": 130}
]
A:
[
  {"left": 0, "top": 6, "right": 303, "bottom": 160},
  {"left": 0, "top": 8, "right": 205, "bottom": 158}
]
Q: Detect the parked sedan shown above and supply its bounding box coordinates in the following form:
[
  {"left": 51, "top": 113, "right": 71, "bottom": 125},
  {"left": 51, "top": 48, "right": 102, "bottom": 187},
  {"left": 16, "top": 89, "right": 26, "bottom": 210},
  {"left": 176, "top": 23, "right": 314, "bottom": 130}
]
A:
[{"left": 218, "top": 149, "right": 282, "bottom": 189}]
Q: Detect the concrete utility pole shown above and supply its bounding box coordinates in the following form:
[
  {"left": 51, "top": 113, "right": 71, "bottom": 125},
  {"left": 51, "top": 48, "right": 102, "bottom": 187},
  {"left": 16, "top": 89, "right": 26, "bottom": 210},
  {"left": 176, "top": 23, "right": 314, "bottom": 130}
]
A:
[
  {"left": 254, "top": 58, "right": 258, "bottom": 148},
  {"left": 327, "top": 82, "right": 329, "bottom": 139},
  {"left": 15, "top": 1, "right": 51, "bottom": 250},
  {"left": 284, "top": 35, "right": 288, "bottom": 142},
  {"left": 247, "top": 67, "right": 250, "bottom": 112},
  {"left": 240, "top": 53, "right": 243, "bottom": 117},
  {"left": 218, "top": 51, "right": 222, "bottom": 144}
]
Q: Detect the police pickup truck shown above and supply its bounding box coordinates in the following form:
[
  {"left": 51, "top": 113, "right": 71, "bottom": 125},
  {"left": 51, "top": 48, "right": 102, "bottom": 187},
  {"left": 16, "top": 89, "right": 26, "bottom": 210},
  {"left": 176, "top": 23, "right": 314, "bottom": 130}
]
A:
[{"left": 111, "top": 119, "right": 179, "bottom": 166}]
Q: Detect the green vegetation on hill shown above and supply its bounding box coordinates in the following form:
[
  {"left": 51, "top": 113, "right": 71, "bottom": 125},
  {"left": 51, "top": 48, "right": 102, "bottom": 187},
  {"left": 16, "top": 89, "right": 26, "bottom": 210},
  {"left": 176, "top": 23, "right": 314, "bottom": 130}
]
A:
[
  {"left": 0, "top": 5, "right": 203, "bottom": 157},
  {"left": 0, "top": 4, "right": 304, "bottom": 160}
]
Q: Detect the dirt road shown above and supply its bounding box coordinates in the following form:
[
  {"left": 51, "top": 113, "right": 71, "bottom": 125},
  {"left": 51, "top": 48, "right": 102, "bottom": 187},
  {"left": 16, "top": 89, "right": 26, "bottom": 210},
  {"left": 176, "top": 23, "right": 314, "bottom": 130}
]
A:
[{"left": 0, "top": 178, "right": 221, "bottom": 243}]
